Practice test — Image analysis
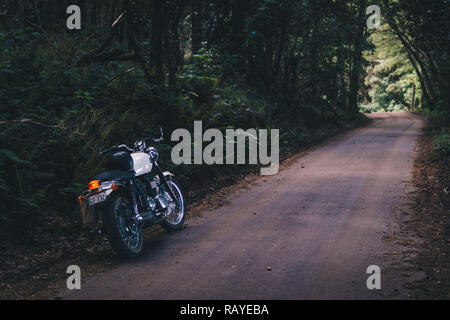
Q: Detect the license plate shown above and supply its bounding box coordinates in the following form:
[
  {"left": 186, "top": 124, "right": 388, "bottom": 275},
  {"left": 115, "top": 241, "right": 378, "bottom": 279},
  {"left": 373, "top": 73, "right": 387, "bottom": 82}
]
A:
[{"left": 88, "top": 192, "right": 107, "bottom": 206}]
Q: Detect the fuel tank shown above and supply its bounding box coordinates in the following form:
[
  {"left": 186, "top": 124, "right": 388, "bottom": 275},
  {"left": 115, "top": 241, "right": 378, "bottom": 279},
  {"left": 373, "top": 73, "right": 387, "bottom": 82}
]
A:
[
  {"left": 131, "top": 152, "right": 153, "bottom": 176},
  {"left": 107, "top": 151, "right": 134, "bottom": 171}
]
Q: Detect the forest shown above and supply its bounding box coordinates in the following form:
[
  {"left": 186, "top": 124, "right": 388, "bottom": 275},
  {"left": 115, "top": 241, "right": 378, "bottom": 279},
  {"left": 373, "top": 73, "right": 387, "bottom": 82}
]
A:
[{"left": 0, "top": 0, "right": 449, "bottom": 242}]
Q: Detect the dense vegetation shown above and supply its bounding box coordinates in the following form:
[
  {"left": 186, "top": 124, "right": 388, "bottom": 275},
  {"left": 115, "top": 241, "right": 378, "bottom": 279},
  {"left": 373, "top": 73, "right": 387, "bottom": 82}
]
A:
[
  {"left": 363, "top": 24, "right": 420, "bottom": 113},
  {"left": 362, "top": 1, "right": 449, "bottom": 163},
  {"left": 396, "top": 0, "right": 450, "bottom": 161},
  {"left": 0, "top": 0, "right": 448, "bottom": 238}
]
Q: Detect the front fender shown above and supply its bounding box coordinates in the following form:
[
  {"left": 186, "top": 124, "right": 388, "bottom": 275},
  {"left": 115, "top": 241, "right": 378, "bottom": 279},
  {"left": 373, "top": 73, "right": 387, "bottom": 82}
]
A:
[{"left": 163, "top": 171, "right": 175, "bottom": 179}]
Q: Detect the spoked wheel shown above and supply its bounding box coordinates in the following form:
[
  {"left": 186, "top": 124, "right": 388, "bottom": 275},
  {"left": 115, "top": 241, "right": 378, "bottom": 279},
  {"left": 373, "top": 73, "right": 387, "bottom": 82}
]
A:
[
  {"left": 103, "top": 194, "right": 143, "bottom": 258},
  {"left": 160, "top": 178, "right": 186, "bottom": 232}
]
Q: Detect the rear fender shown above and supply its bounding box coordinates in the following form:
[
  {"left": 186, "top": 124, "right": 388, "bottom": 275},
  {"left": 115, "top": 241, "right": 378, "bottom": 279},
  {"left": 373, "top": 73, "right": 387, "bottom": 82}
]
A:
[{"left": 80, "top": 180, "right": 129, "bottom": 226}]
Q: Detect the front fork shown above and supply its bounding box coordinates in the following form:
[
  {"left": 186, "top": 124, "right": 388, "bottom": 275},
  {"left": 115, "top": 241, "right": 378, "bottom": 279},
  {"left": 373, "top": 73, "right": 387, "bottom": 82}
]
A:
[
  {"left": 153, "top": 161, "right": 177, "bottom": 201},
  {"left": 128, "top": 163, "right": 176, "bottom": 223}
]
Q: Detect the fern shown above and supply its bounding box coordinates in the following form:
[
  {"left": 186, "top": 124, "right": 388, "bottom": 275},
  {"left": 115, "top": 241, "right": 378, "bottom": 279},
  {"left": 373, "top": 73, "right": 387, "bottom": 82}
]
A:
[{"left": 0, "top": 149, "right": 36, "bottom": 168}]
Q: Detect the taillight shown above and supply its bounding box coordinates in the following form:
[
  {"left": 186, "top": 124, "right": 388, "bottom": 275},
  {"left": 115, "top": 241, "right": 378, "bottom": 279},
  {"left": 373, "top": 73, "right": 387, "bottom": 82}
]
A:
[
  {"left": 77, "top": 195, "right": 84, "bottom": 203},
  {"left": 88, "top": 180, "right": 101, "bottom": 190}
]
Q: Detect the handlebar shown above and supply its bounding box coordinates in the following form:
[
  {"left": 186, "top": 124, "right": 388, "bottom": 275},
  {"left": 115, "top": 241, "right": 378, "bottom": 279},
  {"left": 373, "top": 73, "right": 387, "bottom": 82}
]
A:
[
  {"left": 100, "top": 144, "right": 134, "bottom": 155},
  {"left": 99, "top": 128, "right": 164, "bottom": 155},
  {"left": 151, "top": 127, "right": 164, "bottom": 143},
  {"left": 141, "top": 128, "right": 164, "bottom": 144}
]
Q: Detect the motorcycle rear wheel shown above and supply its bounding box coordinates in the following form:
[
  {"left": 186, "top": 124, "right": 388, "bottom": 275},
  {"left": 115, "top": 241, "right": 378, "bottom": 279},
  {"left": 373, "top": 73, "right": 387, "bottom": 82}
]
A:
[{"left": 103, "top": 194, "right": 143, "bottom": 259}]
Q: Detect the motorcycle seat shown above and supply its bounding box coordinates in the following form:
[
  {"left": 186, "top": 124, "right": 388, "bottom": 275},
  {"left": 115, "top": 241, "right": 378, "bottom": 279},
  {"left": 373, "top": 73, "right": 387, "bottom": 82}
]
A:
[{"left": 93, "top": 170, "right": 135, "bottom": 181}]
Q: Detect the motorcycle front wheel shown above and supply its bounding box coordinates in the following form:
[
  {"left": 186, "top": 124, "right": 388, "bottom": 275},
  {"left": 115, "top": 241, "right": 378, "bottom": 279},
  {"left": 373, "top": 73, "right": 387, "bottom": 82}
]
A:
[
  {"left": 103, "top": 194, "right": 143, "bottom": 259},
  {"left": 160, "top": 178, "right": 187, "bottom": 232}
]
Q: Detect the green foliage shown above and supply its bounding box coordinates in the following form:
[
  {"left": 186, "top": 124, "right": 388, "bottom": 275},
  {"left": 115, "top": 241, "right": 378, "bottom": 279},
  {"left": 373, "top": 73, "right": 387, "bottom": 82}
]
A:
[
  {"left": 183, "top": 48, "right": 223, "bottom": 79},
  {"left": 433, "top": 130, "right": 450, "bottom": 162},
  {"left": 414, "top": 108, "right": 450, "bottom": 163},
  {"left": 0, "top": 146, "right": 54, "bottom": 229},
  {"left": 414, "top": 108, "right": 450, "bottom": 130},
  {"left": 362, "top": 24, "right": 421, "bottom": 112}
]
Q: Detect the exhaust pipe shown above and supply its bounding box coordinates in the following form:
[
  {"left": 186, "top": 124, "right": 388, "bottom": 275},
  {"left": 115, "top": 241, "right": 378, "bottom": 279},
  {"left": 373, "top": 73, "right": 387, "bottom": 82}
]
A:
[{"left": 135, "top": 210, "right": 164, "bottom": 224}]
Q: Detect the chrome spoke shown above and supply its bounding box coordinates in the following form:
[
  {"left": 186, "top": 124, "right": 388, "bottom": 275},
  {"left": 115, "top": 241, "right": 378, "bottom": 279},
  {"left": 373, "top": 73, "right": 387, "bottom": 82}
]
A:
[
  {"left": 164, "top": 181, "right": 184, "bottom": 225},
  {"left": 115, "top": 197, "right": 141, "bottom": 250}
]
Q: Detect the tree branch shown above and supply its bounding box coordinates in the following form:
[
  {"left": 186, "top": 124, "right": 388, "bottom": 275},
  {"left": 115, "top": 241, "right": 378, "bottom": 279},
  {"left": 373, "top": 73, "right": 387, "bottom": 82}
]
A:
[
  {"left": 101, "top": 67, "right": 137, "bottom": 87},
  {"left": 76, "top": 11, "right": 126, "bottom": 66},
  {"left": 0, "top": 119, "right": 85, "bottom": 136}
]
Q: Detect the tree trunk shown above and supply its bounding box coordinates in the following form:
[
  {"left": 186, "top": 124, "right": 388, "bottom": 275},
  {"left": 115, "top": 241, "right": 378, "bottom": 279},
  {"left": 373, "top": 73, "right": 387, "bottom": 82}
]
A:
[
  {"left": 191, "top": 0, "right": 202, "bottom": 54},
  {"left": 348, "top": 0, "right": 367, "bottom": 112},
  {"left": 151, "top": 0, "right": 164, "bottom": 89},
  {"left": 411, "top": 84, "right": 416, "bottom": 110},
  {"left": 124, "top": 0, "right": 153, "bottom": 86},
  {"left": 231, "top": 0, "right": 249, "bottom": 73},
  {"left": 165, "top": 1, "right": 183, "bottom": 93},
  {"left": 396, "top": 32, "right": 434, "bottom": 109}
]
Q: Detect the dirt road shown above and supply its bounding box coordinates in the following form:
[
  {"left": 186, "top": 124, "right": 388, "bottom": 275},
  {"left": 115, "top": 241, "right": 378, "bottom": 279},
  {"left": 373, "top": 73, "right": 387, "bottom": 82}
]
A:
[{"left": 61, "top": 112, "right": 424, "bottom": 300}]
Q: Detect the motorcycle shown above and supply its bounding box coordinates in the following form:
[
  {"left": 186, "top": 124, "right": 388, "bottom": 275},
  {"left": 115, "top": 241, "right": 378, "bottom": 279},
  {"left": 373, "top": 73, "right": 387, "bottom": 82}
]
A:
[{"left": 77, "top": 128, "right": 186, "bottom": 258}]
